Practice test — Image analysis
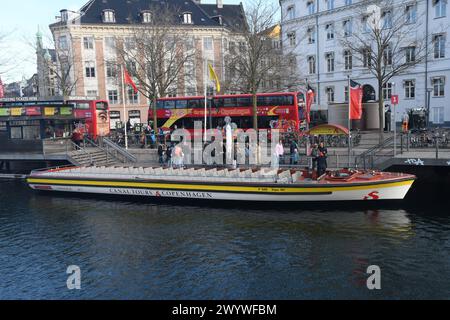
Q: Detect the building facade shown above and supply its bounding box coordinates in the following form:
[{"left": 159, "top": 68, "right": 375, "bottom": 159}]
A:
[
  {"left": 49, "top": 0, "right": 245, "bottom": 124},
  {"left": 36, "top": 30, "right": 58, "bottom": 98},
  {"left": 281, "top": 0, "right": 450, "bottom": 127}
]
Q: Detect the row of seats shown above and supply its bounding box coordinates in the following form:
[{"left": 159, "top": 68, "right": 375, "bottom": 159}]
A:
[{"left": 38, "top": 166, "right": 305, "bottom": 184}]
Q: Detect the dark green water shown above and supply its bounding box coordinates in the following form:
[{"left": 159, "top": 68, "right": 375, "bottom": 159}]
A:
[{"left": 0, "top": 180, "right": 449, "bottom": 299}]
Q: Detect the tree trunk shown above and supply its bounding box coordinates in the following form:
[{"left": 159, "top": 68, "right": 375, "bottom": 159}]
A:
[
  {"left": 153, "top": 96, "right": 158, "bottom": 134},
  {"left": 378, "top": 82, "right": 385, "bottom": 143},
  {"left": 252, "top": 92, "right": 258, "bottom": 131}
]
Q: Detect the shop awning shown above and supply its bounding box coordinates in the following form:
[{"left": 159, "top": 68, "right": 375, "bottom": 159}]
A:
[{"left": 307, "top": 124, "right": 349, "bottom": 135}]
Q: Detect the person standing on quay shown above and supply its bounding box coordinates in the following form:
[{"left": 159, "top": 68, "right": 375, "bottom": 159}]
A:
[
  {"left": 310, "top": 143, "right": 319, "bottom": 172},
  {"left": 317, "top": 142, "right": 328, "bottom": 178},
  {"left": 290, "top": 140, "right": 299, "bottom": 165}
]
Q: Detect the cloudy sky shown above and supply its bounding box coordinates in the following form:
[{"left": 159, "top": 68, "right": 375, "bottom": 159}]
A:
[{"left": 1, "top": 0, "right": 276, "bottom": 84}]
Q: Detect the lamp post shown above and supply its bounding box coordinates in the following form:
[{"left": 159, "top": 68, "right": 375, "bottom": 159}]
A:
[{"left": 426, "top": 88, "right": 433, "bottom": 129}]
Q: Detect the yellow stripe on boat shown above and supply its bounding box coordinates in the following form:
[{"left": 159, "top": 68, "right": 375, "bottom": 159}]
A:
[{"left": 27, "top": 178, "right": 414, "bottom": 194}]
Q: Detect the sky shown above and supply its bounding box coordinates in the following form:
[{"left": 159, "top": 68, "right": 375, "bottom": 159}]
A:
[{"left": 0, "top": 0, "right": 277, "bottom": 84}]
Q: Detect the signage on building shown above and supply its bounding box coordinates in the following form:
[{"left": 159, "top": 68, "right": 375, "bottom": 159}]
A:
[{"left": 391, "top": 95, "right": 399, "bottom": 105}]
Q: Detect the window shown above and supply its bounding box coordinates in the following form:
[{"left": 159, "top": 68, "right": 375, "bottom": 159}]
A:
[
  {"left": 362, "top": 16, "right": 371, "bottom": 33},
  {"left": 142, "top": 11, "right": 152, "bottom": 23},
  {"left": 343, "top": 19, "right": 352, "bottom": 37},
  {"left": 326, "top": 52, "right": 335, "bottom": 72},
  {"left": 405, "top": 46, "right": 416, "bottom": 63},
  {"left": 432, "top": 77, "right": 445, "bottom": 96},
  {"left": 103, "top": 10, "right": 116, "bottom": 23},
  {"left": 183, "top": 12, "right": 193, "bottom": 24},
  {"left": 287, "top": 6, "right": 295, "bottom": 19},
  {"left": 59, "top": 36, "right": 68, "bottom": 50},
  {"left": 345, "top": 0, "right": 352, "bottom": 5},
  {"left": 326, "top": 23, "right": 334, "bottom": 40},
  {"left": 344, "top": 50, "right": 352, "bottom": 70},
  {"left": 106, "top": 62, "right": 117, "bottom": 78},
  {"left": 344, "top": 86, "right": 349, "bottom": 102},
  {"left": 125, "top": 38, "right": 136, "bottom": 51},
  {"left": 204, "top": 37, "right": 213, "bottom": 50},
  {"left": 405, "top": 4, "right": 417, "bottom": 24},
  {"left": 85, "top": 62, "right": 96, "bottom": 78},
  {"left": 383, "top": 44, "right": 393, "bottom": 66},
  {"left": 287, "top": 32, "right": 296, "bottom": 46},
  {"left": 105, "top": 37, "right": 116, "bottom": 50},
  {"left": 382, "top": 10, "right": 392, "bottom": 29},
  {"left": 307, "top": 1, "right": 315, "bottom": 15},
  {"left": 404, "top": 80, "right": 415, "bottom": 99},
  {"left": 308, "top": 56, "right": 316, "bottom": 74},
  {"left": 363, "top": 48, "right": 372, "bottom": 68},
  {"left": 326, "top": 87, "right": 335, "bottom": 102},
  {"left": 434, "top": 34, "right": 446, "bottom": 58},
  {"left": 327, "top": 0, "right": 334, "bottom": 10},
  {"left": 432, "top": 107, "right": 445, "bottom": 123},
  {"left": 435, "top": 0, "right": 447, "bottom": 18},
  {"left": 87, "top": 90, "right": 98, "bottom": 97},
  {"left": 307, "top": 27, "right": 316, "bottom": 44},
  {"left": 382, "top": 82, "right": 393, "bottom": 100},
  {"left": 128, "top": 88, "right": 138, "bottom": 104},
  {"left": 83, "top": 36, "right": 94, "bottom": 50},
  {"left": 108, "top": 90, "right": 119, "bottom": 104}
]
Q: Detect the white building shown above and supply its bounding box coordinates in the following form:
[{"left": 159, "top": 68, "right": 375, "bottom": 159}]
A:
[{"left": 281, "top": 0, "right": 450, "bottom": 127}]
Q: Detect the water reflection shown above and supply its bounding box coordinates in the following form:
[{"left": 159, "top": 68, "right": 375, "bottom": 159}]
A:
[{"left": 1, "top": 181, "right": 449, "bottom": 299}]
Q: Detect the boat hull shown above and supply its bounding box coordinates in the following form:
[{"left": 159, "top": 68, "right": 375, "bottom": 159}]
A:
[{"left": 27, "top": 177, "right": 415, "bottom": 202}]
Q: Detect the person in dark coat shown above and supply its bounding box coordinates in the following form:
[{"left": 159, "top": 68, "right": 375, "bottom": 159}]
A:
[
  {"left": 317, "top": 142, "right": 328, "bottom": 178},
  {"left": 310, "top": 143, "right": 319, "bottom": 172}
]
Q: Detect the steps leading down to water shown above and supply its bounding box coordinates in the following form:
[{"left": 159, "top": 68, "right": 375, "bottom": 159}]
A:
[{"left": 67, "top": 148, "right": 120, "bottom": 167}]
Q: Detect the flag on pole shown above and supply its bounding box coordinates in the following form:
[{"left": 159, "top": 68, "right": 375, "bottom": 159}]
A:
[
  {"left": 123, "top": 67, "right": 138, "bottom": 93},
  {"left": 349, "top": 79, "right": 363, "bottom": 120},
  {"left": 305, "top": 84, "right": 315, "bottom": 124},
  {"left": 208, "top": 63, "right": 221, "bottom": 93},
  {"left": 0, "top": 76, "right": 4, "bottom": 98}
]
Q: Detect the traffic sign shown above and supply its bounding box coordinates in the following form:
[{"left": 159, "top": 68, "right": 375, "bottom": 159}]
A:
[{"left": 391, "top": 95, "right": 399, "bottom": 105}]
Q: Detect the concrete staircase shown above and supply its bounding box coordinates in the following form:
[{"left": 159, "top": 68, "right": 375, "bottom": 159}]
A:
[{"left": 67, "top": 147, "right": 120, "bottom": 167}]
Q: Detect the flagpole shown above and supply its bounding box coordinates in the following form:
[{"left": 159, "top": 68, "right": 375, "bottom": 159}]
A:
[
  {"left": 121, "top": 65, "right": 128, "bottom": 150},
  {"left": 347, "top": 76, "right": 351, "bottom": 169},
  {"left": 204, "top": 59, "right": 207, "bottom": 142}
]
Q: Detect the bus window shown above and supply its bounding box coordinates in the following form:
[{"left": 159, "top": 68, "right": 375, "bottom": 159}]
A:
[
  {"left": 74, "top": 103, "right": 90, "bottom": 110},
  {"left": 187, "top": 99, "right": 201, "bottom": 109},
  {"left": 212, "top": 98, "right": 223, "bottom": 108},
  {"left": 96, "top": 102, "right": 108, "bottom": 110},
  {"left": 176, "top": 99, "right": 188, "bottom": 109},
  {"left": 257, "top": 96, "right": 268, "bottom": 107},
  {"left": 164, "top": 101, "right": 176, "bottom": 109},
  {"left": 237, "top": 97, "right": 251, "bottom": 107},
  {"left": 157, "top": 101, "right": 164, "bottom": 109},
  {"left": 223, "top": 98, "right": 237, "bottom": 108},
  {"left": 257, "top": 116, "right": 278, "bottom": 129},
  {"left": 297, "top": 93, "right": 305, "bottom": 103}
]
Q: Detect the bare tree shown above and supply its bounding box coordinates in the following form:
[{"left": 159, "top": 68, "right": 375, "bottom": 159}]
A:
[
  {"left": 340, "top": 0, "right": 433, "bottom": 140},
  {"left": 115, "top": 5, "right": 196, "bottom": 133},
  {"left": 225, "top": 0, "right": 304, "bottom": 130}
]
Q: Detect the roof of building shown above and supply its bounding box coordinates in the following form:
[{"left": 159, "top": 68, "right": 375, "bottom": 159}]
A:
[{"left": 58, "top": 0, "right": 246, "bottom": 31}]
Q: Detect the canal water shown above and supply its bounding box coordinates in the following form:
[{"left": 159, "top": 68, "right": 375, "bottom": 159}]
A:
[{"left": 0, "top": 179, "right": 449, "bottom": 300}]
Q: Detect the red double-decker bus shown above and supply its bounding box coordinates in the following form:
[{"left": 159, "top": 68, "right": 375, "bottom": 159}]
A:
[
  {"left": 69, "top": 99, "right": 110, "bottom": 138},
  {"left": 149, "top": 92, "right": 306, "bottom": 134},
  {"left": 0, "top": 97, "right": 110, "bottom": 139}
]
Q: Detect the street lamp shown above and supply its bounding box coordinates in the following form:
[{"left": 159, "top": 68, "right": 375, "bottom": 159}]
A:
[{"left": 426, "top": 88, "right": 433, "bottom": 129}]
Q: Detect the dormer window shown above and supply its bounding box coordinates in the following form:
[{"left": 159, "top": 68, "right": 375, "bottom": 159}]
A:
[
  {"left": 103, "top": 10, "right": 116, "bottom": 23},
  {"left": 60, "top": 10, "right": 68, "bottom": 22},
  {"left": 142, "top": 11, "right": 152, "bottom": 24},
  {"left": 183, "top": 12, "right": 193, "bottom": 24}
]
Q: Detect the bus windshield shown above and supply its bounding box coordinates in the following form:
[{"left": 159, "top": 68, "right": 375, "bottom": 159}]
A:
[{"left": 96, "top": 102, "right": 108, "bottom": 110}]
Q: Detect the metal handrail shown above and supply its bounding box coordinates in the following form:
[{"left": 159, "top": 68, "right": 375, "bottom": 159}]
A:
[
  {"left": 355, "top": 135, "right": 396, "bottom": 170},
  {"left": 102, "top": 137, "right": 138, "bottom": 163},
  {"left": 66, "top": 140, "right": 94, "bottom": 166}
]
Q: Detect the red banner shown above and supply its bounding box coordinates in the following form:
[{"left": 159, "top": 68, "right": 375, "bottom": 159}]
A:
[{"left": 349, "top": 80, "right": 363, "bottom": 120}]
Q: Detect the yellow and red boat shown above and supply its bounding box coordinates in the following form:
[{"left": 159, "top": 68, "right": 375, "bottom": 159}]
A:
[{"left": 27, "top": 166, "right": 416, "bottom": 202}]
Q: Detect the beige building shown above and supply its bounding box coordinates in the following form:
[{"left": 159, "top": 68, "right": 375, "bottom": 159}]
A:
[{"left": 49, "top": 0, "right": 246, "bottom": 125}]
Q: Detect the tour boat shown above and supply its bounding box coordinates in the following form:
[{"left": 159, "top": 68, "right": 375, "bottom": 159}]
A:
[{"left": 27, "top": 166, "right": 416, "bottom": 202}]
